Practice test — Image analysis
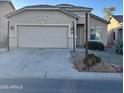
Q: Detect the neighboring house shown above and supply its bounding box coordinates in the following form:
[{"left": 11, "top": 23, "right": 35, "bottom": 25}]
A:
[
  {"left": 0, "top": 0, "right": 15, "bottom": 48},
  {"left": 107, "top": 15, "right": 123, "bottom": 47},
  {"left": 6, "top": 4, "right": 108, "bottom": 50}
]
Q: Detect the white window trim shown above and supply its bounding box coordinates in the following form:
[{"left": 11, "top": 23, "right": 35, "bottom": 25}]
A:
[{"left": 89, "top": 27, "right": 103, "bottom": 41}]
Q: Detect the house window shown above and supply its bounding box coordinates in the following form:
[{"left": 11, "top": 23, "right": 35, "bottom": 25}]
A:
[
  {"left": 89, "top": 29, "right": 96, "bottom": 40},
  {"left": 89, "top": 28, "right": 102, "bottom": 41}
]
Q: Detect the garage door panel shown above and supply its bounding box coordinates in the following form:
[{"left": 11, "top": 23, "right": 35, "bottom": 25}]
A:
[
  {"left": 18, "top": 42, "right": 67, "bottom": 48},
  {"left": 17, "top": 25, "right": 68, "bottom": 48}
]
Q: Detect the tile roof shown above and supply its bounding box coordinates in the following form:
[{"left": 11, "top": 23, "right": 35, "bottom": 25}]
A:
[
  {"left": 5, "top": 4, "right": 79, "bottom": 18},
  {"left": 56, "top": 4, "right": 93, "bottom": 10},
  {"left": 25, "top": 4, "right": 93, "bottom": 10},
  {"left": 25, "top": 5, "right": 57, "bottom": 8},
  {"left": 112, "top": 15, "right": 123, "bottom": 23}
]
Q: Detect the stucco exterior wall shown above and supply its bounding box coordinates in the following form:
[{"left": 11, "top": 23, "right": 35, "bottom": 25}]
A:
[
  {"left": 89, "top": 16, "right": 108, "bottom": 46},
  {"left": 108, "top": 17, "right": 120, "bottom": 31},
  {"left": 71, "top": 11, "right": 86, "bottom": 24},
  {"left": 0, "top": 1, "right": 14, "bottom": 48},
  {"left": 8, "top": 10, "right": 77, "bottom": 49}
]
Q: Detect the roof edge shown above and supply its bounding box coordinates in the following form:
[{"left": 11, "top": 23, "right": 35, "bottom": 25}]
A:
[
  {"left": 5, "top": 7, "right": 78, "bottom": 19},
  {"left": 112, "top": 15, "right": 123, "bottom": 23},
  {"left": 67, "top": 8, "right": 93, "bottom": 12},
  {"left": 9, "top": 1, "right": 15, "bottom": 10},
  {"left": 90, "top": 13, "right": 109, "bottom": 24}
]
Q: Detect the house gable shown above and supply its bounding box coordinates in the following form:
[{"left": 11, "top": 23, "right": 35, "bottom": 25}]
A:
[
  {"left": 9, "top": 10, "right": 77, "bottom": 24},
  {"left": 108, "top": 16, "right": 121, "bottom": 31},
  {"left": 6, "top": 7, "right": 78, "bottom": 19}
]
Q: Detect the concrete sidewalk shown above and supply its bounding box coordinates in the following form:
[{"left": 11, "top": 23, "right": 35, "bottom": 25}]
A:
[
  {"left": 0, "top": 71, "right": 122, "bottom": 80},
  {"left": 45, "top": 72, "right": 122, "bottom": 80},
  {"left": 0, "top": 48, "right": 8, "bottom": 54}
]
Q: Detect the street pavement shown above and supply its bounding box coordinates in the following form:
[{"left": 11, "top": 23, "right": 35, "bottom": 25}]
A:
[{"left": 0, "top": 78, "right": 122, "bottom": 93}]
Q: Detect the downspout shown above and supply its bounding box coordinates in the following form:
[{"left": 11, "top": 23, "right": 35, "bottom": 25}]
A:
[
  {"left": 85, "top": 12, "right": 89, "bottom": 58},
  {"left": 72, "top": 21, "right": 75, "bottom": 52},
  {"left": 73, "top": 18, "right": 78, "bottom": 52},
  {"left": 7, "top": 20, "right": 10, "bottom": 51}
]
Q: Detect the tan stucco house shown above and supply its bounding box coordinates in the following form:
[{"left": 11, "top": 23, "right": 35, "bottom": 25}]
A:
[
  {"left": 6, "top": 4, "right": 108, "bottom": 50},
  {"left": 0, "top": 0, "right": 15, "bottom": 48},
  {"left": 107, "top": 15, "right": 123, "bottom": 47}
]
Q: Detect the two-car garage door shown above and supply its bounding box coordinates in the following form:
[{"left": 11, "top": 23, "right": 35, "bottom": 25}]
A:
[{"left": 17, "top": 25, "right": 68, "bottom": 48}]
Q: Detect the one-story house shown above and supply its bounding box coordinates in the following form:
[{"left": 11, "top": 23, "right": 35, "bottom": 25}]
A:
[
  {"left": 0, "top": 0, "right": 15, "bottom": 48},
  {"left": 107, "top": 15, "right": 123, "bottom": 47},
  {"left": 6, "top": 4, "right": 108, "bottom": 50}
]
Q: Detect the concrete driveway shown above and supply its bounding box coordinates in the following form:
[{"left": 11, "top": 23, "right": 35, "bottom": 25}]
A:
[
  {"left": 0, "top": 48, "right": 122, "bottom": 80},
  {"left": 0, "top": 48, "right": 77, "bottom": 78}
]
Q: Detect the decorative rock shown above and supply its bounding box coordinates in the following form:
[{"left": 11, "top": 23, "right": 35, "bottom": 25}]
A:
[{"left": 71, "top": 52, "right": 122, "bottom": 73}]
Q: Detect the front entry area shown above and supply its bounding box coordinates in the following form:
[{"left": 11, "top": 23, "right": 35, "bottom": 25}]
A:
[
  {"left": 76, "top": 24, "right": 84, "bottom": 48},
  {"left": 17, "top": 25, "right": 68, "bottom": 48}
]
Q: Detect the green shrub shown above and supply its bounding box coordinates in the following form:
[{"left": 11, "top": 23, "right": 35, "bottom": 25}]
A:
[
  {"left": 88, "top": 41, "right": 104, "bottom": 51},
  {"left": 115, "top": 40, "right": 123, "bottom": 54},
  {"left": 97, "top": 42, "right": 104, "bottom": 51},
  {"left": 88, "top": 41, "right": 98, "bottom": 50}
]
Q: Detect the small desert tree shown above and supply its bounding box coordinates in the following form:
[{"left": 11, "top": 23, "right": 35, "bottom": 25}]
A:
[{"left": 103, "top": 6, "right": 116, "bottom": 19}]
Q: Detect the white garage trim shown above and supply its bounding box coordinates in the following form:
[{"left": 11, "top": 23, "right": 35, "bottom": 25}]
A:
[
  {"left": 15, "top": 23, "right": 70, "bottom": 48},
  {"left": 13, "top": 23, "right": 71, "bottom": 37}
]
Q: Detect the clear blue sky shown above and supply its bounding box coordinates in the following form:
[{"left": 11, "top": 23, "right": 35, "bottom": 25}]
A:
[{"left": 11, "top": 0, "right": 123, "bottom": 18}]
